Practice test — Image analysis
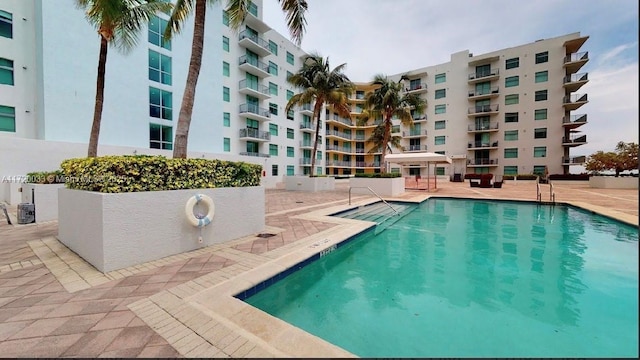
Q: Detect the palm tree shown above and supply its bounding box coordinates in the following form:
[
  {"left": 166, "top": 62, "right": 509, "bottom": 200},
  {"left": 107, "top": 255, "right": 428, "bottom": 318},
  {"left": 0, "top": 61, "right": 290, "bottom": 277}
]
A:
[
  {"left": 166, "top": 0, "right": 308, "bottom": 159},
  {"left": 367, "top": 123, "right": 404, "bottom": 156},
  {"left": 286, "top": 54, "right": 354, "bottom": 176},
  {"left": 360, "top": 74, "right": 426, "bottom": 172},
  {"left": 76, "top": 0, "right": 172, "bottom": 157}
]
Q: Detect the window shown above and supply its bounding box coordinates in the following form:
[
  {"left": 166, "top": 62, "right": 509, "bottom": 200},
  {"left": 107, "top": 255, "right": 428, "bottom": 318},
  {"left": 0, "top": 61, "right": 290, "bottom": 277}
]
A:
[
  {"left": 503, "top": 166, "right": 518, "bottom": 175},
  {"left": 223, "top": 86, "right": 230, "bottom": 102},
  {"left": 247, "top": 1, "right": 258, "bottom": 16},
  {"left": 287, "top": 146, "right": 294, "bottom": 157},
  {"left": 356, "top": 90, "right": 365, "bottom": 100},
  {"left": 0, "top": 10, "right": 12, "bottom": 39},
  {"left": 149, "top": 87, "right": 172, "bottom": 120},
  {"left": 534, "top": 128, "right": 547, "bottom": 139},
  {"left": 268, "top": 40, "right": 278, "bottom": 55},
  {"left": 535, "top": 71, "right": 548, "bottom": 83},
  {"left": 434, "top": 136, "right": 446, "bottom": 145},
  {"left": 0, "top": 58, "right": 13, "bottom": 85},
  {"left": 0, "top": 105, "right": 15, "bottom": 132},
  {"left": 148, "top": 50, "right": 171, "bottom": 85},
  {"left": 504, "top": 130, "right": 518, "bottom": 141},
  {"left": 533, "top": 165, "right": 546, "bottom": 176},
  {"left": 222, "top": 36, "right": 229, "bottom": 51},
  {"left": 223, "top": 137, "right": 230, "bottom": 152},
  {"left": 505, "top": 76, "right": 519, "bottom": 88},
  {"left": 504, "top": 148, "right": 518, "bottom": 158},
  {"left": 535, "top": 51, "right": 548, "bottom": 64},
  {"left": 268, "top": 61, "right": 278, "bottom": 75},
  {"left": 505, "top": 94, "right": 519, "bottom": 105},
  {"left": 148, "top": 16, "right": 171, "bottom": 49},
  {"left": 286, "top": 90, "right": 294, "bottom": 100},
  {"left": 269, "top": 144, "right": 278, "bottom": 156},
  {"left": 534, "top": 109, "right": 547, "bottom": 120},
  {"left": 317, "top": 151, "right": 322, "bottom": 160},
  {"left": 269, "top": 123, "right": 278, "bottom": 136},
  {"left": 269, "top": 82, "right": 278, "bottom": 96},
  {"left": 435, "top": 104, "right": 446, "bottom": 114},
  {"left": 287, "top": 109, "right": 294, "bottom": 120},
  {"left": 222, "top": 61, "right": 230, "bottom": 77},
  {"left": 287, "top": 165, "right": 294, "bottom": 175},
  {"left": 269, "top": 102, "right": 278, "bottom": 115},
  {"left": 391, "top": 125, "right": 400, "bottom": 133},
  {"left": 534, "top": 146, "right": 547, "bottom": 158},
  {"left": 286, "top": 51, "right": 294, "bottom": 65},
  {"left": 271, "top": 164, "right": 278, "bottom": 176},
  {"left": 286, "top": 71, "right": 293, "bottom": 81},
  {"left": 535, "top": 90, "right": 547, "bottom": 101},
  {"left": 222, "top": 10, "right": 229, "bottom": 26},
  {"left": 149, "top": 123, "right": 173, "bottom": 149},
  {"left": 434, "top": 120, "right": 446, "bottom": 130},
  {"left": 223, "top": 112, "right": 230, "bottom": 127},
  {"left": 505, "top": 112, "right": 518, "bottom": 123},
  {"left": 287, "top": 128, "right": 294, "bottom": 139},
  {"left": 435, "top": 89, "right": 446, "bottom": 99},
  {"left": 505, "top": 57, "right": 519, "bottom": 69},
  {"left": 436, "top": 167, "right": 445, "bottom": 176},
  {"left": 435, "top": 73, "right": 446, "bottom": 84}
]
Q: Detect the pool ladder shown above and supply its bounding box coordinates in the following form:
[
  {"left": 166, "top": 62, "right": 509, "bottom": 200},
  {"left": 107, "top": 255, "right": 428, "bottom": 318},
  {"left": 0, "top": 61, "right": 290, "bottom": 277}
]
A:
[
  {"left": 536, "top": 180, "right": 556, "bottom": 205},
  {"left": 348, "top": 186, "right": 399, "bottom": 216}
]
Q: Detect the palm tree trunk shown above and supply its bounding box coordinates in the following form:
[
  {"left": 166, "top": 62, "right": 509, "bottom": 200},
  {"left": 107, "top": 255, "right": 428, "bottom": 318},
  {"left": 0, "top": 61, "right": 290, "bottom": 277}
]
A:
[
  {"left": 310, "top": 103, "right": 322, "bottom": 176},
  {"left": 172, "top": 0, "right": 206, "bottom": 159},
  {"left": 380, "top": 117, "right": 391, "bottom": 173},
  {"left": 87, "top": 36, "right": 108, "bottom": 157}
]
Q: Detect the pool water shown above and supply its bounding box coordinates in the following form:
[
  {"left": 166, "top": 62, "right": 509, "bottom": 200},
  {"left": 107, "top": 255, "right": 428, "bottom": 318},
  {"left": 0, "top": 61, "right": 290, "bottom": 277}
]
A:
[{"left": 245, "top": 198, "right": 639, "bottom": 357}]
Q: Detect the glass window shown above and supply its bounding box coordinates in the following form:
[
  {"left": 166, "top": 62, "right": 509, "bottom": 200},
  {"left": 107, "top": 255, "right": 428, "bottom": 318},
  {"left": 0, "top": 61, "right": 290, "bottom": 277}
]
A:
[
  {"left": 356, "top": 90, "right": 365, "bottom": 100},
  {"left": 148, "top": 16, "right": 171, "bottom": 50},
  {"left": 286, "top": 71, "right": 293, "bottom": 81},
  {"left": 534, "top": 128, "right": 547, "bottom": 139},
  {"left": 436, "top": 167, "right": 445, "bottom": 175},
  {"left": 286, "top": 51, "right": 294, "bottom": 65},
  {"left": 505, "top": 94, "right": 519, "bottom": 105},
  {"left": 269, "top": 123, "right": 278, "bottom": 136},
  {"left": 0, "top": 58, "right": 14, "bottom": 85},
  {"left": 535, "top": 51, "right": 549, "bottom": 64},
  {"left": 271, "top": 164, "right": 278, "bottom": 176},
  {"left": 222, "top": 10, "right": 229, "bottom": 26},
  {"left": 434, "top": 73, "right": 446, "bottom": 84},
  {"left": 269, "top": 40, "right": 278, "bottom": 55},
  {"left": 505, "top": 112, "right": 518, "bottom": 123},
  {"left": 534, "top": 146, "right": 547, "bottom": 158},
  {"left": 434, "top": 136, "right": 446, "bottom": 145},
  {"left": 434, "top": 120, "right": 446, "bottom": 130},
  {"left": 505, "top": 76, "right": 519, "bottom": 88},
  {"left": 435, "top": 89, "right": 446, "bottom": 99},
  {"left": 533, "top": 165, "right": 546, "bottom": 176},
  {"left": 317, "top": 150, "right": 322, "bottom": 160},
  {"left": 287, "top": 128, "right": 294, "bottom": 139},
  {"left": 391, "top": 125, "right": 400, "bottom": 133},
  {"left": 287, "top": 146, "right": 294, "bottom": 157},
  {"left": 434, "top": 104, "right": 446, "bottom": 114},
  {"left": 269, "top": 102, "right": 278, "bottom": 115},
  {"left": 503, "top": 166, "right": 518, "bottom": 175},
  {"left": 149, "top": 87, "right": 172, "bottom": 120},
  {"left": 287, "top": 109, "right": 294, "bottom": 120},
  {"left": 504, "top": 130, "right": 518, "bottom": 141},
  {"left": 149, "top": 123, "right": 173, "bottom": 150},
  {"left": 534, "top": 109, "right": 547, "bottom": 120},
  {"left": 535, "top": 90, "right": 548, "bottom": 101},
  {"left": 223, "top": 137, "right": 230, "bottom": 152},
  {"left": 505, "top": 57, "right": 519, "bottom": 69},
  {"left": 222, "top": 36, "right": 229, "bottom": 52},
  {"left": 504, "top": 148, "right": 518, "bottom": 158},
  {"left": 223, "top": 112, "right": 230, "bottom": 127},
  {"left": 287, "top": 165, "right": 294, "bottom": 175},
  {"left": 269, "top": 144, "right": 278, "bottom": 156},
  {"left": 223, "top": 86, "right": 230, "bottom": 102},
  {"left": 535, "top": 70, "right": 548, "bottom": 83},
  {"left": 269, "top": 61, "right": 278, "bottom": 75},
  {"left": 248, "top": 1, "right": 258, "bottom": 16},
  {"left": 222, "top": 61, "right": 230, "bottom": 77},
  {"left": 286, "top": 90, "right": 294, "bottom": 100},
  {"left": 269, "top": 82, "right": 278, "bottom": 95},
  {"left": 0, "top": 105, "right": 16, "bottom": 132}
]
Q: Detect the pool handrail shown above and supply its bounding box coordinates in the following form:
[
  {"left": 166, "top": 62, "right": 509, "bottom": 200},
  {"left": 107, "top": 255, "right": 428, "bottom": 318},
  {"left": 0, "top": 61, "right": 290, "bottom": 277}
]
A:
[{"left": 348, "top": 186, "right": 399, "bottom": 216}]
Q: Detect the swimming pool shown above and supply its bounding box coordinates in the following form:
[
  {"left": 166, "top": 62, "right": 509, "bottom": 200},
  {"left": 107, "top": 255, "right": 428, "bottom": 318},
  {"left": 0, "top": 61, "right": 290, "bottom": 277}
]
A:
[{"left": 243, "top": 198, "right": 639, "bottom": 357}]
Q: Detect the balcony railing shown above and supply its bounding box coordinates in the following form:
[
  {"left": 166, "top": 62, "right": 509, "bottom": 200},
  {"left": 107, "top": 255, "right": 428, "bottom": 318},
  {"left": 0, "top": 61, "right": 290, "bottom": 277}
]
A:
[
  {"left": 562, "top": 156, "right": 586, "bottom": 164},
  {"left": 468, "top": 87, "right": 499, "bottom": 97},
  {"left": 468, "top": 141, "right": 499, "bottom": 148},
  {"left": 240, "top": 152, "right": 270, "bottom": 158},
  {"left": 238, "top": 79, "right": 269, "bottom": 96},
  {"left": 328, "top": 115, "right": 353, "bottom": 126},
  {"left": 327, "top": 161, "right": 352, "bottom": 167},
  {"left": 563, "top": 72, "right": 588, "bottom": 84},
  {"left": 355, "top": 134, "right": 366, "bottom": 140},
  {"left": 239, "top": 128, "right": 271, "bottom": 140},
  {"left": 402, "top": 130, "right": 428, "bottom": 137},
  {"left": 564, "top": 51, "right": 589, "bottom": 64},
  {"left": 299, "top": 158, "right": 312, "bottom": 165},
  {"left": 355, "top": 162, "right": 380, "bottom": 168},
  {"left": 238, "top": 30, "right": 270, "bottom": 51},
  {"left": 412, "top": 114, "right": 427, "bottom": 121},
  {"left": 467, "top": 158, "right": 498, "bottom": 165},
  {"left": 467, "top": 123, "right": 499, "bottom": 131},
  {"left": 239, "top": 103, "right": 271, "bottom": 118},
  {"left": 326, "top": 130, "right": 352, "bottom": 140},
  {"left": 300, "top": 104, "right": 313, "bottom": 112},
  {"left": 562, "top": 135, "right": 587, "bottom": 144},
  {"left": 326, "top": 145, "right": 352, "bottom": 153},
  {"left": 563, "top": 114, "right": 587, "bottom": 125},
  {"left": 468, "top": 68, "right": 499, "bottom": 80},
  {"left": 563, "top": 94, "right": 588, "bottom": 104},
  {"left": 405, "top": 83, "right": 427, "bottom": 92},
  {"left": 300, "top": 122, "right": 314, "bottom": 130},
  {"left": 406, "top": 145, "right": 428, "bottom": 151},
  {"left": 238, "top": 55, "right": 270, "bottom": 73},
  {"left": 468, "top": 104, "right": 499, "bottom": 114}
]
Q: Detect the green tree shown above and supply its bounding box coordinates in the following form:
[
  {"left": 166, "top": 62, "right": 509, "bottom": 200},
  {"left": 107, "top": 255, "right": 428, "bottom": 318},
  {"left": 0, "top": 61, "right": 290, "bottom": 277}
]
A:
[
  {"left": 76, "top": 0, "right": 172, "bottom": 157},
  {"left": 367, "top": 123, "right": 404, "bottom": 155},
  {"left": 166, "top": 0, "right": 308, "bottom": 159},
  {"left": 360, "top": 74, "right": 426, "bottom": 172},
  {"left": 585, "top": 141, "right": 639, "bottom": 176},
  {"left": 286, "top": 54, "right": 353, "bottom": 175}
]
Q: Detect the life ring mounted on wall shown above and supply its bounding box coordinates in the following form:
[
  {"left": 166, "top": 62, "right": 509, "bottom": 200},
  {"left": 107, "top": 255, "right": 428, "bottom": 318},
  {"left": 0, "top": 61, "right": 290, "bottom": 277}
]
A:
[{"left": 185, "top": 194, "right": 215, "bottom": 227}]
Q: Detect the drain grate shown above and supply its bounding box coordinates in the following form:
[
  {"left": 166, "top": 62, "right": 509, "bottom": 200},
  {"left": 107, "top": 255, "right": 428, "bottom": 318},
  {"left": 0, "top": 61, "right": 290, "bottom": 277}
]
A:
[{"left": 257, "top": 233, "right": 276, "bottom": 238}]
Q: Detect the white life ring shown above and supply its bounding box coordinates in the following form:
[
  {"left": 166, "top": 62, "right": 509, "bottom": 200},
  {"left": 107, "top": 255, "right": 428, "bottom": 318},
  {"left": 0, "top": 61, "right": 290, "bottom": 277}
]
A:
[{"left": 185, "top": 194, "right": 215, "bottom": 227}]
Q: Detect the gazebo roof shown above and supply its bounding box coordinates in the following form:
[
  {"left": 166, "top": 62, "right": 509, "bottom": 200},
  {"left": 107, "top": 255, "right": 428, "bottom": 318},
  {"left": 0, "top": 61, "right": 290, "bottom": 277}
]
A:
[{"left": 385, "top": 152, "right": 452, "bottom": 164}]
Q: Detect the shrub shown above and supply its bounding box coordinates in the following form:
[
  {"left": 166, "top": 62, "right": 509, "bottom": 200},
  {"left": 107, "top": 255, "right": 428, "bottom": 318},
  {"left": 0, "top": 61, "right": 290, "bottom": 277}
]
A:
[
  {"left": 548, "top": 174, "right": 590, "bottom": 181},
  {"left": 503, "top": 175, "right": 515, "bottom": 180},
  {"left": 26, "top": 170, "right": 65, "bottom": 184},
  {"left": 354, "top": 172, "right": 402, "bottom": 178},
  {"left": 60, "top": 155, "right": 262, "bottom": 193},
  {"left": 464, "top": 173, "right": 482, "bottom": 180}
]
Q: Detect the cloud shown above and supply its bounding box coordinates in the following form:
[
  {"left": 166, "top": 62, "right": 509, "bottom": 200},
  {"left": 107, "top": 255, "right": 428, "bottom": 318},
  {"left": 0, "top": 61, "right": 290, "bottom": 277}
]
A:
[{"left": 597, "top": 42, "right": 638, "bottom": 66}]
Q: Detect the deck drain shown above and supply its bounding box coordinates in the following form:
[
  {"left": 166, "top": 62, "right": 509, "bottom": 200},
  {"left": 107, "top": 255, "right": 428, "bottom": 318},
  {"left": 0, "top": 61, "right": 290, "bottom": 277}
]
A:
[
  {"left": 295, "top": 201, "right": 304, "bottom": 203},
  {"left": 257, "top": 233, "right": 276, "bottom": 238}
]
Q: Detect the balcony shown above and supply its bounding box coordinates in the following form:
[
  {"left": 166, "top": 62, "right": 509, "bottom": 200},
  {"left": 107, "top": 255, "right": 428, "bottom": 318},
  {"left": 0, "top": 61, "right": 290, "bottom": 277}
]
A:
[
  {"left": 325, "top": 145, "right": 353, "bottom": 153},
  {"left": 562, "top": 134, "right": 587, "bottom": 147},
  {"left": 326, "top": 130, "right": 352, "bottom": 140},
  {"left": 299, "top": 122, "right": 315, "bottom": 132},
  {"left": 562, "top": 156, "right": 586, "bottom": 165},
  {"left": 239, "top": 128, "right": 270, "bottom": 142},
  {"left": 467, "top": 123, "right": 499, "bottom": 132},
  {"left": 467, "top": 104, "right": 499, "bottom": 116},
  {"left": 354, "top": 162, "right": 380, "bottom": 168},
  {"left": 352, "top": 92, "right": 366, "bottom": 102},
  {"left": 467, "top": 158, "right": 499, "bottom": 167},
  {"left": 468, "top": 87, "right": 499, "bottom": 100},
  {"left": 404, "top": 83, "right": 427, "bottom": 94},
  {"left": 299, "top": 158, "right": 312, "bottom": 166},
  {"left": 326, "top": 115, "right": 353, "bottom": 127},
  {"left": 300, "top": 140, "right": 320, "bottom": 149},
  {"left": 239, "top": 103, "right": 271, "bottom": 122},
  {"left": 405, "top": 145, "right": 428, "bottom": 152},
  {"left": 238, "top": 55, "right": 270, "bottom": 78},
  {"left": 299, "top": 104, "right": 314, "bottom": 116},
  {"left": 564, "top": 51, "right": 589, "bottom": 73},
  {"left": 242, "top": 4, "right": 270, "bottom": 33},
  {"left": 355, "top": 134, "right": 366, "bottom": 141},
  {"left": 563, "top": 93, "right": 588, "bottom": 111},
  {"left": 468, "top": 69, "right": 499, "bottom": 83},
  {"left": 563, "top": 72, "right": 589, "bottom": 92},
  {"left": 562, "top": 114, "right": 587, "bottom": 129},
  {"left": 360, "top": 119, "right": 384, "bottom": 128},
  {"left": 412, "top": 114, "right": 427, "bottom": 122},
  {"left": 240, "top": 151, "right": 270, "bottom": 158},
  {"left": 238, "top": 30, "right": 271, "bottom": 57},
  {"left": 238, "top": 79, "right": 270, "bottom": 99},
  {"left": 468, "top": 141, "right": 499, "bottom": 150},
  {"left": 326, "top": 161, "right": 352, "bottom": 167},
  {"left": 402, "top": 129, "right": 428, "bottom": 138}
]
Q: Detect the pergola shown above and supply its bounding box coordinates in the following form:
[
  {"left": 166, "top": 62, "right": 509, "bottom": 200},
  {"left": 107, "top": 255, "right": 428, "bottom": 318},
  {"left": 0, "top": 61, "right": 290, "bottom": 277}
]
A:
[{"left": 385, "top": 152, "right": 453, "bottom": 191}]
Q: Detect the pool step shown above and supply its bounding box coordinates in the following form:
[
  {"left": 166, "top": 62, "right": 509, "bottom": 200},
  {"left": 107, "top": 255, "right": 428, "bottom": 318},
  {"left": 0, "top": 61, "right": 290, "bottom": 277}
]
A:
[{"left": 338, "top": 202, "right": 412, "bottom": 225}]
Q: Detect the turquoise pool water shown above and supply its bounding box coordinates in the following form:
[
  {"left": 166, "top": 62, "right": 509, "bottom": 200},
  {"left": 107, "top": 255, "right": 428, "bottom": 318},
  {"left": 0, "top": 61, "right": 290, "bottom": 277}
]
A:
[{"left": 244, "top": 198, "right": 639, "bottom": 357}]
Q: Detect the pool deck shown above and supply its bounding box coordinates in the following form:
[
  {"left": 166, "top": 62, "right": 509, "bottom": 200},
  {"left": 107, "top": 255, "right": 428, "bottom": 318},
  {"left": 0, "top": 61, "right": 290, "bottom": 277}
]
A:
[{"left": 0, "top": 179, "right": 637, "bottom": 357}]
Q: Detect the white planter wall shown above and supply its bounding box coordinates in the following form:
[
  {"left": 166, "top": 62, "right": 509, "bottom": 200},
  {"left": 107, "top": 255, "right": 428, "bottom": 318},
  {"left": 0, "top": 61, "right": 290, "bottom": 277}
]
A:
[
  {"left": 284, "top": 176, "right": 335, "bottom": 191},
  {"left": 349, "top": 177, "right": 405, "bottom": 197},
  {"left": 589, "top": 176, "right": 639, "bottom": 189},
  {"left": 21, "top": 183, "right": 65, "bottom": 222},
  {"left": 58, "top": 186, "right": 265, "bottom": 272}
]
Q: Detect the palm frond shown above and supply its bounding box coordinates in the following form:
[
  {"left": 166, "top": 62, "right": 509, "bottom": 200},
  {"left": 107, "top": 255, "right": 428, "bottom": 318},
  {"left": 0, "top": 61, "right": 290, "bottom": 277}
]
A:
[
  {"left": 225, "top": 0, "right": 248, "bottom": 32},
  {"left": 164, "top": 0, "right": 196, "bottom": 39},
  {"left": 278, "top": 0, "right": 308, "bottom": 46}
]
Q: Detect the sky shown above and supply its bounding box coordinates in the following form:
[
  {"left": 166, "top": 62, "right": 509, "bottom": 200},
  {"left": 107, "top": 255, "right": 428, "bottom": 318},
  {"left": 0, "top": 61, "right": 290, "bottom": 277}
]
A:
[{"left": 263, "top": 0, "right": 639, "bottom": 162}]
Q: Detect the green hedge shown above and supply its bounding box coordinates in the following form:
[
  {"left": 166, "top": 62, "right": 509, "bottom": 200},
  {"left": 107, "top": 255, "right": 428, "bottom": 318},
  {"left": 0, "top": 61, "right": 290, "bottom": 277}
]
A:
[
  {"left": 26, "top": 170, "right": 65, "bottom": 184},
  {"left": 60, "top": 155, "right": 262, "bottom": 193},
  {"left": 502, "top": 174, "right": 539, "bottom": 181},
  {"left": 354, "top": 172, "right": 402, "bottom": 178}
]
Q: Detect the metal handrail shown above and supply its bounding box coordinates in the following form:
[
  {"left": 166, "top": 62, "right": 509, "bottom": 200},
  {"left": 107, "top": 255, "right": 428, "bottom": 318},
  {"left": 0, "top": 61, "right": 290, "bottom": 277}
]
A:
[
  {"left": 550, "top": 182, "right": 555, "bottom": 203},
  {"left": 536, "top": 181, "right": 542, "bottom": 202},
  {"left": 348, "top": 186, "right": 399, "bottom": 216}
]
